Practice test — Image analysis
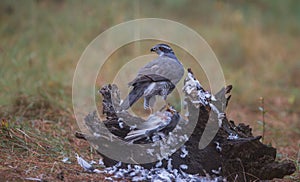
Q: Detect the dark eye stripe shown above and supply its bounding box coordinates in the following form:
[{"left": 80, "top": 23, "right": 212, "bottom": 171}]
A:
[{"left": 160, "top": 45, "right": 172, "bottom": 50}]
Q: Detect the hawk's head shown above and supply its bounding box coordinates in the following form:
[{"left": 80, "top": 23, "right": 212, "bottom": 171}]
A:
[{"left": 150, "top": 44, "right": 176, "bottom": 58}]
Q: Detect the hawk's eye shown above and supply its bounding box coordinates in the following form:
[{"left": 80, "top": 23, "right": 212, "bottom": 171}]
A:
[{"left": 159, "top": 47, "right": 164, "bottom": 51}]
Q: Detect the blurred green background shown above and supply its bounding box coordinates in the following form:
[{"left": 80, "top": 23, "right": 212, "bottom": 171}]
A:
[
  {"left": 1, "top": 0, "right": 300, "bottom": 110},
  {"left": 0, "top": 0, "right": 299, "bottom": 180},
  {"left": 0, "top": 0, "right": 299, "bottom": 123}
]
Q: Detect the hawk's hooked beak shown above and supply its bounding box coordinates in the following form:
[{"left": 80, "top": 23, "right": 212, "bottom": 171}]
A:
[{"left": 150, "top": 47, "right": 155, "bottom": 52}]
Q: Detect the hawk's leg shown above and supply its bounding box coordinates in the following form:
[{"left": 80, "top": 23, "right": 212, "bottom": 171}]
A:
[
  {"left": 161, "top": 88, "right": 170, "bottom": 110},
  {"left": 144, "top": 96, "right": 156, "bottom": 114}
]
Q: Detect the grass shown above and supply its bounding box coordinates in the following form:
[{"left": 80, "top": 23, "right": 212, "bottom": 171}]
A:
[
  {"left": 0, "top": 116, "right": 106, "bottom": 181},
  {"left": 0, "top": 0, "right": 299, "bottom": 181}
]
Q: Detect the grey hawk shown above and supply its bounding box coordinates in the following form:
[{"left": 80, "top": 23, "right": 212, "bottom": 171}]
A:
[{"left": 121, "top": 44, "right": 184, "bottom": 111}]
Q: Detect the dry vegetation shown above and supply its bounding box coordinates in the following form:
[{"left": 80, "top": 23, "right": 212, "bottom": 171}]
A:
[{"left": 0, "top": 0, "right": 299, "bottom": 181}]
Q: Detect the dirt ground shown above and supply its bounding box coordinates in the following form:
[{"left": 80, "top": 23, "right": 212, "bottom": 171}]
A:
[{"left": 0, "top": 94, "right": 299, "bottom": 181}]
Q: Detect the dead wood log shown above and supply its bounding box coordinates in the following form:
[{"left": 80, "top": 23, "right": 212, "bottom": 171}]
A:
[{"left": 78, "top": 70, "right": 296, "bottom": 181}]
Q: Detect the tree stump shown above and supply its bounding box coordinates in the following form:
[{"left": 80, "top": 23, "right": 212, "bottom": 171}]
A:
[{"left": 79, "top": 69, "right": 296, "bottom": 181}]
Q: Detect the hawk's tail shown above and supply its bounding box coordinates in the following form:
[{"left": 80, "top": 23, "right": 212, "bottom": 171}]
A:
[{"left": 121, "top": 83, "right": 148, "bottom": 110}]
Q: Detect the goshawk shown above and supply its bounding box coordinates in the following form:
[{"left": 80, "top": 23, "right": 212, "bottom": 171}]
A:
[{"left": 121, "top": 44, "right": 184, "bottom": 111}]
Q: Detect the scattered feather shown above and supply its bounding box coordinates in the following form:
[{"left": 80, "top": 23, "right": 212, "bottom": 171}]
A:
[
  {"left": 89, "top": 160, "right": 97, "bottom": 165},
  {"left": 212, "top": 167, "right": 222, "bottom": 175},
  {"left": 180, "top": 164, "right": 188, "bottom": 170},
  {"left": 227, "top": 133, "right": 239, "bottom": 140},
  {"left": 75, "top": 153, "right": 97, "bottom": 173},
  {"left": 98, "top": 158, "right": 104, "bottom": 165},
  {"left": 93, "top": 132, "right": 101, "bottom": 137},
  {"left": 74, "top": 154, "right": 225, "bottom": 181},
  {"left": 119, "top": 122, "right": 124, "bottom": 128},
  {"left": 24, "top": 178, "right": 42, "bottom": 181},
  {"left": 62, "top": 157, "right": 71, "bottom": 164},
  {"left": 167, "top": 158, "right": 173, "bottom": 171},
  {"left": 155, "top": 160, "right": 162, "bottom": 168},
  {"left": 215, "top": 141, "right": 222, "bottom": 152},
  {"left": 180, "top": 145, "right": 188, "bottom": 158},
  {"left": 146, "top": 148, "right": 155, "bottom": 156}
]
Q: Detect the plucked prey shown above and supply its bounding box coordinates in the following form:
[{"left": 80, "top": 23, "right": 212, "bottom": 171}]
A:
[{"left": 125, "top": 106, "right": 180, "bottom": 143}]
